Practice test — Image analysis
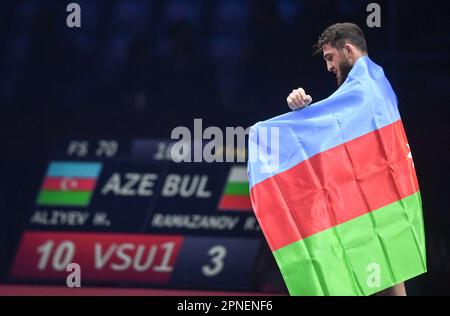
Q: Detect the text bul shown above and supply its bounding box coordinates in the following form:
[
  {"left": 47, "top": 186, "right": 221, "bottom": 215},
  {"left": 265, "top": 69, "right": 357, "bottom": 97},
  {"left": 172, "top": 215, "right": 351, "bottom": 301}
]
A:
[{"left": 162, "top": 174, "right": 211, "bottom": 198}]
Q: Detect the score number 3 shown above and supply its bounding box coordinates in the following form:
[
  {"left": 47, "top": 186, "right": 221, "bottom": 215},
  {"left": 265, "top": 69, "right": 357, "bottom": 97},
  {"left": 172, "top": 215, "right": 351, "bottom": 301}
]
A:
[{"left": 201, "top": 245, "right": 227, "bottom": 277}]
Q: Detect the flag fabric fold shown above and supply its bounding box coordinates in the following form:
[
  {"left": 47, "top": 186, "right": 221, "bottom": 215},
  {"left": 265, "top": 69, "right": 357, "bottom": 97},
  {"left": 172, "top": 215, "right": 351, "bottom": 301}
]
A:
[{"left": 248, "top": 56, "right": 426, "bottom": 296}]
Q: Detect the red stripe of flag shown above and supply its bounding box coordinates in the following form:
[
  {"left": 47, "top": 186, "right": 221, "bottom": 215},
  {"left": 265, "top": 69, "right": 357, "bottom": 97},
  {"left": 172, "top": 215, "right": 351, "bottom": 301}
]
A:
[
  {"left": 219, "top": 195, "right": 253, "bottom": 211},
  {"left": 42, "top": 177, "right": 96, "bottom": 191},
  {"left": 250, "top": 120, "right": 419, "bottom": 251}
]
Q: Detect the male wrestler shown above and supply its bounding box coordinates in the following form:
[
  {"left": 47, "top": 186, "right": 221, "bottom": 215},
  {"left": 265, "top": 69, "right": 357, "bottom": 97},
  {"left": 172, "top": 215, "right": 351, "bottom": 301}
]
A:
[{"left": 286, "top": 22, "right": 407, "bottom": 296}]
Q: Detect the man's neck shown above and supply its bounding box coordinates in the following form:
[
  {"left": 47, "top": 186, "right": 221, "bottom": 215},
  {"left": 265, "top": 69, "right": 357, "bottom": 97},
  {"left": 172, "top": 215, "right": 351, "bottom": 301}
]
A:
[{"left": 351, "top": 52, "right": 367, "bottom": 65}]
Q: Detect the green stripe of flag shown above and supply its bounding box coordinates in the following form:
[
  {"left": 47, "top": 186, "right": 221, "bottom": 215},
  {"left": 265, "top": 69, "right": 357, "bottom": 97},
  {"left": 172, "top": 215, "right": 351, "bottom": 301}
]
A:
[
  {"left": 273, "top": 192, "right": 426, "bottom": 296},
  {"left": 37, "top": 190, "right": 92, "bottom": 206},
  {"left": 224, "top": 182, "right": 249, "bottom": 196}
]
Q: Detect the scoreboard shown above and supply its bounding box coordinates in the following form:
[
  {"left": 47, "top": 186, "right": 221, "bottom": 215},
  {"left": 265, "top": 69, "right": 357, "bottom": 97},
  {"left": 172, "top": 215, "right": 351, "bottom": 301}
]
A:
[{"left": 9, "top": 139, "right": 281, "bottom": 292}]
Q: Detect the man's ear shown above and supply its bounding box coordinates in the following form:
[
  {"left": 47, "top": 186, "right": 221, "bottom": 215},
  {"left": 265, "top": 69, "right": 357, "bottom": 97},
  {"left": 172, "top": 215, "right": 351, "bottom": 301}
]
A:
[{"left": 343, "top": 43, "right": 353, "bottom": 58}]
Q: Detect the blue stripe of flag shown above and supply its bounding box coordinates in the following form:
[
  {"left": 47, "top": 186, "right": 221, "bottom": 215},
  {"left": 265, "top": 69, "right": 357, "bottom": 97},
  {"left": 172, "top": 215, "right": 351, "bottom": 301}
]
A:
[
  {"left": 46, "top": 161, "right": 102, "bottom": 178},
  {"left": 248, "top": 57, "right": 400, "bottom": 188}
]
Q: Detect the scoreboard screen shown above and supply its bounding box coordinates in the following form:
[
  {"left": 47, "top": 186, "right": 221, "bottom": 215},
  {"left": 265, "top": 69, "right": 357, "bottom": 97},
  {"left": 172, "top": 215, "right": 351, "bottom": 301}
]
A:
[{"left": 9, "top": 138, "right": 281, "bottom": 292}]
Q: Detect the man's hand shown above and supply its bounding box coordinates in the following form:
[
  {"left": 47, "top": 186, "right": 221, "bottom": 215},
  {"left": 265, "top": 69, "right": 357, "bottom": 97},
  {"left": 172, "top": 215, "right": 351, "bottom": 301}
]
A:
[{"left": 287, "top": 87, "right": 312, "bottom": 111}]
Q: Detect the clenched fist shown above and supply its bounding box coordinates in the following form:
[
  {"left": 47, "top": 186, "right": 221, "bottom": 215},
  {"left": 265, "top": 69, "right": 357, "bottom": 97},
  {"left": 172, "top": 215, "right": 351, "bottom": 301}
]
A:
[{"left": 287, "top": 87, "right": 312, "bottom": 111}]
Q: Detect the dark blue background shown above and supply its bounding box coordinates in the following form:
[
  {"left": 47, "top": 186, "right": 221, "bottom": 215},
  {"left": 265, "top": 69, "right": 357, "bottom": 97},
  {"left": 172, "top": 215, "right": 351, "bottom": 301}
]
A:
[{"left": 1, "top": 0, "right": 449, "bottom": 294}]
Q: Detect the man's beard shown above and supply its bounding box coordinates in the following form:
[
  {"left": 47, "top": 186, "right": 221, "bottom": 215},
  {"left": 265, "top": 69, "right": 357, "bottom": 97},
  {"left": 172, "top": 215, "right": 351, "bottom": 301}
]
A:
[{"left": 337, "top": 59, "right": 353, "bottom": 86}]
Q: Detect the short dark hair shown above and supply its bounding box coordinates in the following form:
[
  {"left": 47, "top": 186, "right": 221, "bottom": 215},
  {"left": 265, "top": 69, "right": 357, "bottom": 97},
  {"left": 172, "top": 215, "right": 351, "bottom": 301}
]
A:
[{"left": 313, "top": 22, "right": 368, "bottom": 55}]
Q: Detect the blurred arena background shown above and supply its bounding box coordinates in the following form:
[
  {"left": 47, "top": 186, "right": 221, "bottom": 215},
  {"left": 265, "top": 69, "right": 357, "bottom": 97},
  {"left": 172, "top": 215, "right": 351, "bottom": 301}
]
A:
[{"left": 0, "top": 0, "right": 449, "bottom": 295}]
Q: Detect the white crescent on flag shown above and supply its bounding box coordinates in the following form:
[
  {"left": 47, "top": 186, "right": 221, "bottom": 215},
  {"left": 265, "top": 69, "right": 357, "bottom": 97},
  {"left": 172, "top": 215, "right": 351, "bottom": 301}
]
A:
[
  {"left": 60, "top": 178, "right": 78, "bottom": 191},
  {"left": 406, "top": 143, "right": 414, "bottom": 167}
]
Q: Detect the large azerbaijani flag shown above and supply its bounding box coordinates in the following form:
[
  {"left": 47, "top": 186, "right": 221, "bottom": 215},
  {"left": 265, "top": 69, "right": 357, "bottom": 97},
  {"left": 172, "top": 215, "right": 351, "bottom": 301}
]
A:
[
  {"left": 248, "top": 56, "right": 426, "bottom": 296},
  {"left": 36, "top": 161, "right": 102, "bottom": 207}
]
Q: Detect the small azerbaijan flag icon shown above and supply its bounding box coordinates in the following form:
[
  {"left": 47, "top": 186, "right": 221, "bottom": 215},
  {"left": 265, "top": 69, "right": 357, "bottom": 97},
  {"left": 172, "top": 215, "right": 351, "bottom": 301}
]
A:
[
  {"left": 218, "top": 166, "right": 253, "bottom": 211},
  {"left": 36, "top": 161, "right": 102, "bottom": 207}
]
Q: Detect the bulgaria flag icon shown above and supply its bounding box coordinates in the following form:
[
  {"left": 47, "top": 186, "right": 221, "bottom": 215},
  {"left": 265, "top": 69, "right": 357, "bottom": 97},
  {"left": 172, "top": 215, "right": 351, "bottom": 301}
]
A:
[
  {"left": 36, "top": 161, "right": 102, "bottom": 207},
  {"left": 218, "top": 166, "right": 253, "bottom": 211}
]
